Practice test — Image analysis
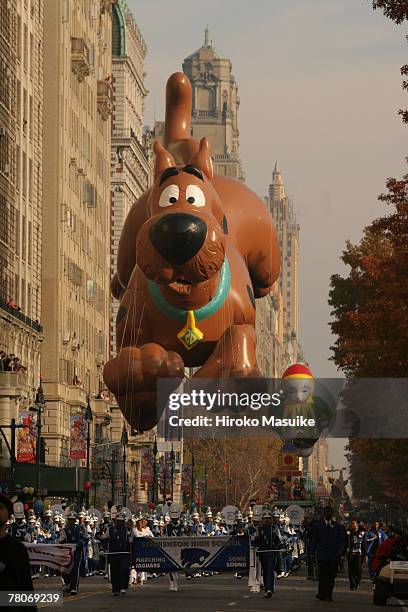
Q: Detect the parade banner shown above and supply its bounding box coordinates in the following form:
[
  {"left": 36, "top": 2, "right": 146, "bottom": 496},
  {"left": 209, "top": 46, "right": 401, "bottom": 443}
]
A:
[
  {"left": 140, "top": 447, "right": 152, "bottom": 484},
  {"left": 25, "top": 544, "right": 76, "bottom": 573},
  {"left": 17, "top": 411, "right": 37, "bottom": 463},
  {"left": 181, "top": 464, "right": 192, "bottom": 494},
  {"left": 133, "top": 535, "right": 249, "bottom": 573},
  {"left": 69, "top": 413, "right": 86, "bottom": 459}
]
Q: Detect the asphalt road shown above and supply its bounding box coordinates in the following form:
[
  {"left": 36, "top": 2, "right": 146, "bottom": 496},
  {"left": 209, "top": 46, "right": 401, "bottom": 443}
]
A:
[{"left": 34, "top": 570, "right": 408, "bottom": 612}]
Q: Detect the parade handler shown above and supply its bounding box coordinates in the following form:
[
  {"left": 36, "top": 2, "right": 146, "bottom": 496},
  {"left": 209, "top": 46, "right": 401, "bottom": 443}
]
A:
[{"left": 310, "top": 506, "right": 345, "bottom": 602}]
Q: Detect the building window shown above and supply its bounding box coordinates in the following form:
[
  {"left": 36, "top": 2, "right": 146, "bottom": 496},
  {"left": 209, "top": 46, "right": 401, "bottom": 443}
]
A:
[
  {"left": 23, "top": 24, "right": 28, "bottom": 70},
  {"left": 22, "top": 215, "right": 26, "bottom": 260},
  {"left": 22, "top": 151, "right": 27, "bottom": 197},
  {"left": 15, "top": 211, "right": 20, "bottom": 255},
  {"left": 28, "top": 158, "right": 32, "bottom": 201},
  {"left": 29, "top": 32, "right": 33, "bottom": 76},
  {"left": 29, "top": 95, "right": 33, "bottom": 140},
  {"left": 23, "top": 88, "right": 27, "bottom": 133},
  {"left": 27, "top": 283, "right": 31, "bottom": 317},
  {"left": 21, "top": 278, "right": 26, "bottom": 312},
  {"left": 17, "top": 15, "right": 22, "bottom": 62},
  {"left": 28, "top": 220, "right": 32, "bottom": 264},
  {"left": 14, "top": 273, "right": 19, "bottom": 303}
]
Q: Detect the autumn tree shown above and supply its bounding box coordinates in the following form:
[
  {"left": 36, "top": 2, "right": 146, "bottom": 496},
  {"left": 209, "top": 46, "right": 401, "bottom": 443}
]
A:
[
  {"left": 372, "top": 0, "right": 408, "bottom": 23},
  {"left": 184, "top": 437, "right": 282, "bottom": 510},
  {"left": 371, "top": 0, "right": 408, "bottom": 122},
  {"left": 329, "top": 168, "right": 408, "bottom": 505},
  {"left": 329, "top": 170, "right": 408, "bottom": 377}
]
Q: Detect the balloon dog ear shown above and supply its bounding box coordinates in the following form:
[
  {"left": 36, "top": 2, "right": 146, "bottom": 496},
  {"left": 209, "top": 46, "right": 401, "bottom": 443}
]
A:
[
  {"left": 189, "top": 137, "right": 213, "bottom": 181},
  {"left": 153, "top": 141, "right": 176, "bottom": 180}
]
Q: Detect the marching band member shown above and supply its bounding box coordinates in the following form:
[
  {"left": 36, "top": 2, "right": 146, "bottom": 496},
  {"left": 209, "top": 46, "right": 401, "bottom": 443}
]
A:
[
  {"left": 102, "top": 511, "right": 131, "bottom": 596},
  {"left": 255, "top": 509, "right": 285, "bottom": 599},
  {"left": 58, "top": 510, "right": 86, "bottom": 595},
  {"left": 9, "top": 502, "right": 29, "bottom": 542},
  {"left": 165, "top": 505, "right": 183, "bottom": 591},
  {"left": 96, "top": 511, "right": 111, "bottom": 576}
]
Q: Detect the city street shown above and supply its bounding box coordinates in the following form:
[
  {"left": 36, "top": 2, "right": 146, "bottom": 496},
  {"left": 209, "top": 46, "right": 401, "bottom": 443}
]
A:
[{"left": 35, "top": 570, "right": 408, "bottom": 612}]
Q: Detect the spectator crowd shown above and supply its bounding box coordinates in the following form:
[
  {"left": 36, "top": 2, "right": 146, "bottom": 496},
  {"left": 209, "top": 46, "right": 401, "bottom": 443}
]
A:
[{"left": 0, "top": 351, "right": 27, "bottom": 374}]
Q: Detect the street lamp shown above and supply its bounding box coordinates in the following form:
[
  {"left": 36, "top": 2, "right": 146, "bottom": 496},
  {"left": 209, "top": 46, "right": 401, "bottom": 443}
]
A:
[
  {"left": 0, "top": 418, "right": 25, "bottom": 487},
  {"left": 170, "top": 444, "right": 175, "bottom": 501},
  {"left": 121, "top": 425, "right": 128, "bottom": 506},
  {"left": 191, "top": 441, "right": 195, "bottom": 510},
  {"left": 84, "top": 395, "right": 93, "bottom": 508},
  {"left": 152, "top": 435, "right": 158, "bottom": 504},
  {"left": 29, "top": 380, "right": 46, "bottom": 497}
]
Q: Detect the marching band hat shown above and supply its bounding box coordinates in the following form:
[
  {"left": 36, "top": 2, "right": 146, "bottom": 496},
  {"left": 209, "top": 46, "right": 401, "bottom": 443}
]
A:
[
  {"left": 263, "top": 509, "right": 274, "bottom": 518},
  {"left": 13, "top": 501, "right": 25, "bottom": 519},
  {"left": 68, "top": 511, "right": 77, "bottom": 519}
]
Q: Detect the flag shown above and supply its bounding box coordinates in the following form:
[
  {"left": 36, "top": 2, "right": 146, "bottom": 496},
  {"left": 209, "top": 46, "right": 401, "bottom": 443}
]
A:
[
  {"left": 70, "top": 414, "right": 86, "bottom": 459},
  {"left": 17, "top": 411, "right": 37, "bottom": 463}
]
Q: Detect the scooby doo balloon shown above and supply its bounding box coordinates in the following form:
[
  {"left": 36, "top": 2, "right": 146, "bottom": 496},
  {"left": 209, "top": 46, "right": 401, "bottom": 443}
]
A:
[{"left": 103, "top": 72, "right": 280, "bottom": 432}]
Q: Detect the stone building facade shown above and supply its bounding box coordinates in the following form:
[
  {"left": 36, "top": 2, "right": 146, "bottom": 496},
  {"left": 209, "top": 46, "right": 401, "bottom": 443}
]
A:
[
  {"left": 153, "top": 28, "right": 244, "bottom": 181},
  {"left": 309, "top": 438, "right": 329, "bottom": 485},
  {"left": 0, "top": 0, "right": 44, "bottom": 457},
  {"left": 108, "top": 0, "right": 154, "bottom": 504},
  {"left": 109, "top": 0, "right": 152, "bottom": 359},
  {"left": 40, "top": 0, "right": 113, "bottom": 467},
  {"left": 182, "top": 27, "right": 244, "bottom": 181},
  {"left": 256, "top": 163, "right": 303, "bottom": 378}
]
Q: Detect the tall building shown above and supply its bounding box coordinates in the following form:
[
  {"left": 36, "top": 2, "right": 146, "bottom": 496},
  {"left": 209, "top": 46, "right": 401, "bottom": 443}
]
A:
[
  {"left": 109, "top": 0, "right": 154, "bottom": 504},
  {"left": 268, "top": 162, "right": 300, "bottom": 341},
  {"left": 309, "top": 439, "right": 329, "bottom": 485},
  {"left": 153, "top": 28, "right": 244, "bottom": 181},
  {"left": 0, "top": 0, "right": 44, "bottom": 454},
  {"left": 110, "top": 0, "right": 152, "bottom": 360},
  {"left": 257, "top": 163, "right": 302, "bottom": 376},
  {"left": 182, "top": 27, "right": 244, "bottom": 181},
  {"left": 41, "top": 0, "right": 113, "bottom": 466}
]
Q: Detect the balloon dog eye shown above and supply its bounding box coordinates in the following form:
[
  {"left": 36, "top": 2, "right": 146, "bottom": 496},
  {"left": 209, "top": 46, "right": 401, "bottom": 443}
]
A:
[
  {"left": 159, "top": 184, "right": 179, "bottom": 207},
  {"left": 186, "top": 184, "right": 205, "bottom": 207}
]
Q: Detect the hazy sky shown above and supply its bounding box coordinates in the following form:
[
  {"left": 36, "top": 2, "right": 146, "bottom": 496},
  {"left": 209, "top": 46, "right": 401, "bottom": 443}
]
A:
[{"left": 127, "top": 0, "right": 407, "bottom": 465}]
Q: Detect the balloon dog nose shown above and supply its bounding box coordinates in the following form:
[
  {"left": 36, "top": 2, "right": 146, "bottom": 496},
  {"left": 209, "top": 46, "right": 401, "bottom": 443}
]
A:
[{"left": 149, "top": 213, "right": 207, "bottom": 265}]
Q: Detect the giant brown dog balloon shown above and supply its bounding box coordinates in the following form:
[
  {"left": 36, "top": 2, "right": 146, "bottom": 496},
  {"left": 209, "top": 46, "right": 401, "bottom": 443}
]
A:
[{"left": 103, "top": 72, "right": 280, "bottom": 432}]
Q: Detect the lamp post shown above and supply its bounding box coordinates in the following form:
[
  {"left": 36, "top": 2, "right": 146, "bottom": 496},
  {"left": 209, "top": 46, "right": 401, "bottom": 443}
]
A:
[
  {"left": 191, "top": 441, "right": 195, "bottom": 510},
  {"left": 163, "top": 462, "right": 167, "bottom": 504},
  {"left": 121, "top": 425, "right": 128, "bottom": 507},
  {"left": 29, "top": 381, "right": 46, "bottom": 496},
  {"left": 152, "top": 435, "right": 158, "bottom": 504},
  {"left": 84, "top": 395, "right": 93, "bottom": 508},
  {"left": 0, "top": 419, "right": 24, "bottom": 487},
  {"left": 170, "top": 444, "right": 175, "bottom": 501},
  {"left": 204, "top": 463, "right": 208, "bottom": 508}
]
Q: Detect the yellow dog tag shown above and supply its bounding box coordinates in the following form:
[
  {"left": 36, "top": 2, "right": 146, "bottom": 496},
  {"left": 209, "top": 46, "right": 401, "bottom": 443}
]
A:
[{"left": 177, "top": 310, "right": 204, "bottom": 350}]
